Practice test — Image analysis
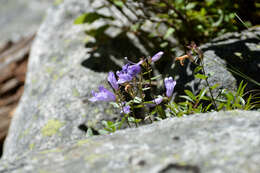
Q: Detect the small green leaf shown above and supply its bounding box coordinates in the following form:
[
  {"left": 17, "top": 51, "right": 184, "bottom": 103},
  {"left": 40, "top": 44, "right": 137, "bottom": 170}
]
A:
[
  {"left": 110, "top": 102, "right": 120, "bottom": 108},
  {"left": 160, "top": 42, "right": 168, "bottom": 48},
  {"left": 184, "top": 90, "right": 196, "bottom": 101},
  {"left": 74, "top": 12, "right": 113, "bottom": 24},
  {"left": 179, "top": 95, "right": 194, "bottom": 103},
  {"left": 195, "top": 74, "right": 208, "bottom": 80},
  {"left": 163, "top": 27, "right": 175, "bottom": 39},
  {"left": 142, "top": 87, "right": 151, "bottom": 91},
  {"left": 197, "top": 88, "right": 207, "bottom": 101},
  {"left": 133, "top": 97, "right": 142, "bottom": 104},
  {"left": 186, "top": 2, "right": 197, "bottom": 10},
  {"left": 150, "top": 75, "right": 161, "bottom": 80},
  {"left": 113, "top": 0, "right": 124, "bottom": 8},
  {"left": 210, "top": 83, "right": 220, "bottom": 90},
  {"left": 194, "top": 66, "right": 202, "bottom": 73}
]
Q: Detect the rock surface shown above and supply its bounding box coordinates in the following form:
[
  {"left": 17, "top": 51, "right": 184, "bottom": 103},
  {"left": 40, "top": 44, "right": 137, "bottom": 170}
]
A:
[
  {"left": 200, "top": 28, "right": 260, "bottom": 94},
  {"left": 1, "top": 110, "right": 260, "bottom": 173},
  {"left": 0, "top": 0, "right": 53, "bottom": 43},
  {"left": 3, "top": 0, "right": 260, "bottom": 160},
  {"left": 175, "top": 27, "right": 260, "bottom": 97}
]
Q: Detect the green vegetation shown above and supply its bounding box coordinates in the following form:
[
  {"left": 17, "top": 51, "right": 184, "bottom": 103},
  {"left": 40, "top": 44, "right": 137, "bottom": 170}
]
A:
[{"left": 74, "top": 0, "right": 259, "bottom": 133}]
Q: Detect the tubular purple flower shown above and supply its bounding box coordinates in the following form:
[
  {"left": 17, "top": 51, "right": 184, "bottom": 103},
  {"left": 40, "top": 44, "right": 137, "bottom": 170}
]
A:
[
  {"left": 164, "top": 77, "right": 176, "bottom": 98},
  {"left": 117, "top": 73, "right": 133, "bottom": 84},
  {"left": 89, "top": 86, "right": 116, "bottom": 102},
  {"left": 146, "top": 97, "right": 164, "bottom": 107},
  {"left": 121, "top": 105, "right": 130, "bottom": 114},
  {"left": 151, "top": 51, "right": 164, "bottom": 62},
  {"left": 153, "top": 97, "right": 163, "bottom": 105},
  {"left": 127, "top": 64, "right": 141, "bottom": 76},
  {"left": 108, "top": 72, "right": 118, "bottom": 90},
  {"left": 116, "top": 63, "right": 141, "bottom": 84}
]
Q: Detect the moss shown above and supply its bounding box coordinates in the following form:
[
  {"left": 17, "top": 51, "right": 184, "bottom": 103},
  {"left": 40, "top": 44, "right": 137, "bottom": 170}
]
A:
[{"left": 41, "top": 119, "right": 64, "bottom": 137}]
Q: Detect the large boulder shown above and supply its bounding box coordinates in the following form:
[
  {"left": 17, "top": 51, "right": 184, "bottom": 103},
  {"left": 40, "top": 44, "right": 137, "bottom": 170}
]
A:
[
  {"left": 1, "top": 110, "right": 260, "bottom": 173},
  {"left": 3, "top": 0, "right": 260, "bottom": 161},
  {"left": 2, "top": 0, "right": 122, "bottom": 160}
]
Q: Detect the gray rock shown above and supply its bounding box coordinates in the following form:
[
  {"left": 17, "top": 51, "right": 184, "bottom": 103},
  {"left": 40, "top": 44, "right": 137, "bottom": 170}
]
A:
[
  {"left": 2, "top": 0, "right": 121, "bottom": 160},
  {"left": 173, "top": 27, "right": 260, "bottom": 98},
  {"left": 3, "top": 0, "right": 260, "bottom": 161},
  {"left": 1, "top": 110, "right": 260, "bottom": 173},
  {"left": 199, "top": 28, "right": 260, "bottom": 94},
  {"left": 0, "top": 0, "right": 53, "bottom": 43}
]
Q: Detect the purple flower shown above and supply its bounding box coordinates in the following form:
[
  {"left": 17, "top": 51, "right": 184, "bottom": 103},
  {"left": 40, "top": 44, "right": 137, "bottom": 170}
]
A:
[
  {"left": 116, "top": 63, "right": 141, "bottom": 84},
  {"left": 121, "top": 105, "right": 130, "bottom": 114},
  {"left": 153, "top": 97, "right": 163, "bottom": 105},
  {"left": 128, "top": 64, "right": 141, "bottom": 76},
  {"left": 89, "top": 86, "right": 116, "bottom": 102},
  {"left": 146, "top": 97, "right": 164, "bottom": 107},
  {"left": 151, "top": 51, "right": 164, "bottom": 62},
  {"left": 164, "top": 77, "right": 176, "bottom": 98},
  {"left": 117, "top": 73, "right": 133, "bottom": 84},
  {"left": 108, "top": 72, "right": 118, "bottom": 90}
]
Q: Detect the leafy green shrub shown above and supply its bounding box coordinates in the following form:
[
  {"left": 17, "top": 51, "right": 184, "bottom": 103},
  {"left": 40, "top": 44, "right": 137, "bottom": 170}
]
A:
[{"left": 75, "top": 0, "right": 258, "bottom": 49}]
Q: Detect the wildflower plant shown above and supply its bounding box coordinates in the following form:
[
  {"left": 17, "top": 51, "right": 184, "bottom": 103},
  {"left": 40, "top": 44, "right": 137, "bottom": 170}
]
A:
[
  {"left": 89, "top": 43, "right": 255, "bottom": 133},
  {"left": 89, "top": 51, "right": 177, "bottom": 129}
]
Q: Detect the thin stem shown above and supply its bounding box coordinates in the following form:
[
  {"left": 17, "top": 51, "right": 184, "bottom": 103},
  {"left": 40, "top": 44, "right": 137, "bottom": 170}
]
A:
[{"left": 200, "top": 60, "right": 218, "bottom": 111}]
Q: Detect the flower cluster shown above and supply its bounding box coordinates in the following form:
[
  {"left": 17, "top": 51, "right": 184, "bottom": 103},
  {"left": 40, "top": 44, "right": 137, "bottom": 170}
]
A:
[{"left": 89, "top": 51, "right": 176, "bottom": 124}]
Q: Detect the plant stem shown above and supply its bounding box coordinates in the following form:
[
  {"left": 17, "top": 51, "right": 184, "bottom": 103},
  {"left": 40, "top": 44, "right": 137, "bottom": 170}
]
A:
[{"left": 200, "top": 60, "right": 218, "bottom": 111}]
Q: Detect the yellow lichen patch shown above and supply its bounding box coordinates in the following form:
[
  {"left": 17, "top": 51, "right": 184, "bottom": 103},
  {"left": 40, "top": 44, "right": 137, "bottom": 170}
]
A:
[
  {"left": 84, "top": 154, "right": 107, "bottom": 164},
  {"left": 41, "top": 119, "right": 64, "bottom": 137},
  {"left": 72, "top": 88, "right": 80, "bottom": 97},
  {"left": 40, "top": 148, "right": 62, "bottom": 154},
  {"left": 29, "top": 143, "right": 35, "bottom": 150},
  {"left": 54, "top": 0, "right": 64, "bottom": 6},
  {"left": 77, "top": 139, "right": 90, "bottom": 146}
]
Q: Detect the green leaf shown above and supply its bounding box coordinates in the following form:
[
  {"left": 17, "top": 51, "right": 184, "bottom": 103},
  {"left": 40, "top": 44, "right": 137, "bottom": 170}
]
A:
[
  {"left": 142, "top": 87, "right": 151, "bottom": 91},
  {"left": 113, "top": 0, "right": 124, "bottom": 8},
  {"left": 150, "top": 75, "right": 161, "bottom": 80},
  {"left": 160, "top": 42, "right": 168, "bottom": 48},
  {"left": 86, "top": 128, "right": 94, "bottom": 137},
  {"left": 184, "top": 90, "right": 196, "bottom": 101},
  {"left": 133, "top": 97, "right": 142, "bottom": 104},
  {"left": 179, "top": 95, "right": 194, "bottom": 103},
  {"left": 194, "top": 66, "right": 202, "bottom": 73},
  {"left": 197, "top": 88, "right": 207, "bottom": 101},
  {"left": 163, "top": 27, "right": 175, "bottom": 39},
  {"left": 157, "top": 105, "right": 166, "bottom": 119},
  {"left": 74, "top": 12, "right": 113, "bottom": 24},
  {"left": 186, "top": 2, "right": 197, "bottom": 10},
  {"left": 195, "top": 74, "right": 208, "bottom": 80},
  {"left": 210, "top": 83, "right": 220, "bottom": 90}
]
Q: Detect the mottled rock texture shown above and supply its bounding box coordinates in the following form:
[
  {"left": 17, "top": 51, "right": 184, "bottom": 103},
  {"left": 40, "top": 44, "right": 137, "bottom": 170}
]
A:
[
  {"left": 3, "top": 0, "right": 260, "bottom": 161},
  {"left": 1, "top": 110, "right": 260, "bottom": 173},
  {"left": 0, "top": 0, "right": 52, "bottom": 43}
]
